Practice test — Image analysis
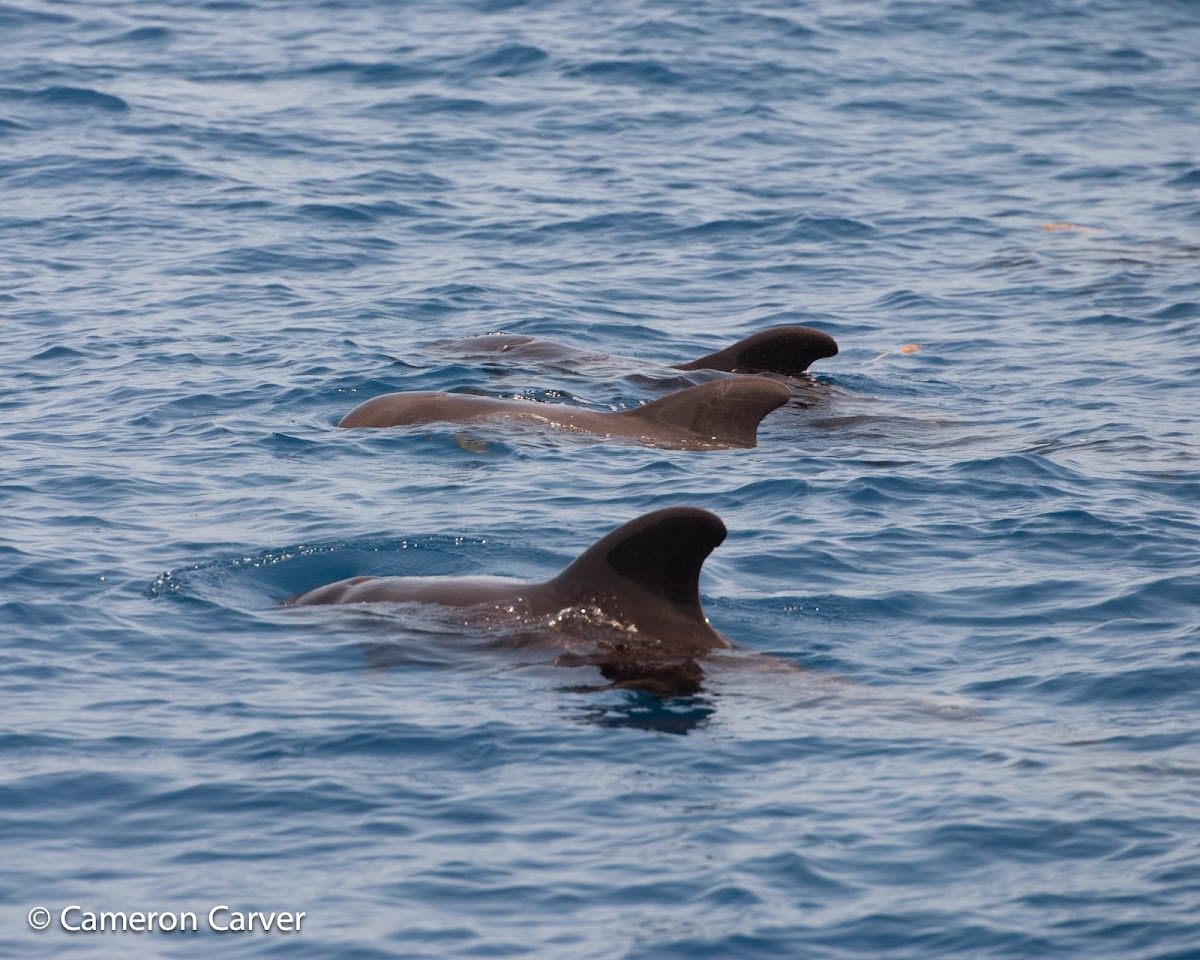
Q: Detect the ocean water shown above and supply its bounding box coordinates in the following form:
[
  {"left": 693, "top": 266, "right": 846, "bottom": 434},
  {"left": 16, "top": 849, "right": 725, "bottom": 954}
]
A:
[{"left": 3, "top": 0, "right": 1199, "bottom": 956}]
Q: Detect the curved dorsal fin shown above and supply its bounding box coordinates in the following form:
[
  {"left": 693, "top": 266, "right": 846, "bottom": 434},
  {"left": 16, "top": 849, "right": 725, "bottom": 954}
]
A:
[
  {"left": 674, "top": 325, "right": 839, "bottom": 375},
  {"left": 551, "top": 507, "right": 726, "bottom": 625},
  {"left": 619, "top": 377, "right": 790, "bottom": 447}
]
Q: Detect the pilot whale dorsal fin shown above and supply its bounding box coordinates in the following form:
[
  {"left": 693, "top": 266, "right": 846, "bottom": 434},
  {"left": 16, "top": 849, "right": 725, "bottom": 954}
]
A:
[
  {"left": 674, "top": 325, "right": 839, "bottom": 375},
  {"left": 617, "top": 377, "right": 790, "bottom": 447},
  {"left": 550, "top": 507, "right": 727, "bottom": 628}
]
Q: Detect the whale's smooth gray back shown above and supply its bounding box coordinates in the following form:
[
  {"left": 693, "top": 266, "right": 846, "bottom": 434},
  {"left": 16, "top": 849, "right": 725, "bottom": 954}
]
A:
[{"left": 338, "top": 377, "right": 790, "bottom": 449}]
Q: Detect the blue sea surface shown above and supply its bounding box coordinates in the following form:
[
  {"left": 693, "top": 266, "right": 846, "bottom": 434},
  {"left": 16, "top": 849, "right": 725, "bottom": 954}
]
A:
[{"left": 3, "top": 0, "right": 1199, "bottom": 957}]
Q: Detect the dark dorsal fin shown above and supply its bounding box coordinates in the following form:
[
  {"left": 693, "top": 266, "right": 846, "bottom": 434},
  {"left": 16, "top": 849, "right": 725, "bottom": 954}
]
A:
[
  {"left": 619, "top": 377, "right": 790, "bottom": 447},
  {"left": 551, "top": 507, "right": 726, "bottom": 623},
  {"left": 674, "top": 325, "right": 839, "bottom": 375}
]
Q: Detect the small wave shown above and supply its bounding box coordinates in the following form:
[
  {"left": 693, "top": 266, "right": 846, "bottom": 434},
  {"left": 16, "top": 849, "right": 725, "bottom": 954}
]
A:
[
  {"left": 296, "top": 203, "right": 376, "bottom": 224},
  {"left": 408, "top": 94, "right": 491, "bottom": 115},
  {"left": 343, "top": 168, "right": 452, "bottom": 192},
  {"left": 32, "top": 85, "right": 129, "bottom": 112},
  {"left": 781, "top": 215, "right": 877, "bottom": 242},
  {"left": 464, "top": 44, "right": 548, "bottom": 77},
  {"left": 30, "top": 345, "right": 89, "bottom": 362},
  {"left": 148, "top": 536, "right": 504, "bottom": 608},
  {"left": 1064, "top": 83, "right": 1153, "bottom": 107},
  {"left": 714, "top": 10, "right": 818, "bottom": 39},
  {"left": 98, "top": 25, "right": 173, "bottom": 45},
  {"left": 1076, "top": 46, "right": 1162, "bottom": 73},
  {"left": 839, "top": 97, "right": 980, "bottom": 121},
  {"left": 1153, "top": 301, "right": 1200, "bottom": 320},
  {"left": 0, "top": 4, "right": 72, "bottom": 27},
  {"left": 299, "top": 59, "right": 434, "bottom": 86},
  {"left": 670, "top": 215, "right": 792, "bottom": 242},
  {"left": 179, "top": 246, "right": 364, "bottom": 276},
  {"left": 530, "top": 210, "right": 678, "bottom": 240},
  {"left": 951, "top": 453, "right": 1088, "bottom": 485},
  {"left": 355, "top": 61, "right": 434, "bottom": 86},
  {"left": 1038, "top": 661, "right": 1200, "bottom": 707},
  {"left": 566, "top": 59, "right": 686, "bottom": 88},
  {"left": 3, "top": 153, "right": 217, "bottom": 191},
  {"left": 295, "top": 200, "right": 419, "bottom": 224}
]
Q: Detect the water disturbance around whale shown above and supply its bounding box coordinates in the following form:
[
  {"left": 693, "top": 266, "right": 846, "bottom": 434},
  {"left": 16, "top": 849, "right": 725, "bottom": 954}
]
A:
[{"left": 289, "top": 507, "right": 733, "bottom": 695}]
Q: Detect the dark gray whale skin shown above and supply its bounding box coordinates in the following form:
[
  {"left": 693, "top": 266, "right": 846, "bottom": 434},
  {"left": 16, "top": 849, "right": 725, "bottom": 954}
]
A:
[
  {"left": 338, "top": 377, "right": 791, "bottom": 449},
  {"left": 287, "top": 507, "right": 733, "bottom": 694},
  {"left": 441, "top": 325, "right": 839, "bottom": 377}
]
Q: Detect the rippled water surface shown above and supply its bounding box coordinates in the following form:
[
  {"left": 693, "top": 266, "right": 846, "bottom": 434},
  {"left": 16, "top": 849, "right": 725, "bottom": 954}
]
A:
[{"left": 3, "top": 0, "right": 1199, "bottom": 957}]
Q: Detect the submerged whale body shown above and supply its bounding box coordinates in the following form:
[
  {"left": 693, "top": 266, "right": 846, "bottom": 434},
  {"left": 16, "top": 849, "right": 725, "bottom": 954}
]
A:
[
  {"left": 441, "top": 325, "right": 839, "bottom": 377},
  {"left": 338, "top": 377, "right": 791, "bottom": 449},
  {"left": 288, "top": 507, "right": 733, "bottom": 695}
]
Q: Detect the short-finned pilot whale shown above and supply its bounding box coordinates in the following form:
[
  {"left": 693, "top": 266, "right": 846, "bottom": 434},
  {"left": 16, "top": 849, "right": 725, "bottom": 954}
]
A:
[
  {"left": 338, "top": 376, "right": 791, "bottom": 449},
  {"left": 439, "top": 325, "right": 839, "bottom": 377},
  {"left": 287, "top": 507, "right": 733, "bottom": 695}
]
